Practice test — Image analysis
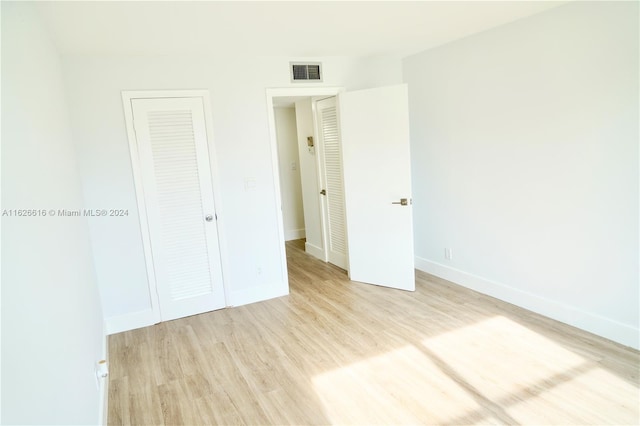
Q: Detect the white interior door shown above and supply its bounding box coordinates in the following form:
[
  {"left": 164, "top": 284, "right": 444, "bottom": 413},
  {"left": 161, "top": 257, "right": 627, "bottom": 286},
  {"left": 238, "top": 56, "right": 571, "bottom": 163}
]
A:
[
  {"left": 316, "top": 97, "right": 349, "bottom": 270},
  {"left": 131, "top": 96, "right": 226, "bottom": 320},
  {"left": 340, "top": 84, "right": 415, "bottom": 291}
]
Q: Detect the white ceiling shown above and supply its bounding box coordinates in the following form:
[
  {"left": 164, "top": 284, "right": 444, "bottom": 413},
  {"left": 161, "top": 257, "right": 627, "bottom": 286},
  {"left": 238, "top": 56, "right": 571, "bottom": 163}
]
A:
[{"left": 36, "top": 1, "right": 567, "bottom": 58}]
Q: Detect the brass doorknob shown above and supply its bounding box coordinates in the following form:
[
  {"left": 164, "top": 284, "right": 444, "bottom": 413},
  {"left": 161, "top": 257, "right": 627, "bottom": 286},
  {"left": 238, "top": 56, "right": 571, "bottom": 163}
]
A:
[{"left": 391, "top": 198, "right": 410, "bottom": 206}]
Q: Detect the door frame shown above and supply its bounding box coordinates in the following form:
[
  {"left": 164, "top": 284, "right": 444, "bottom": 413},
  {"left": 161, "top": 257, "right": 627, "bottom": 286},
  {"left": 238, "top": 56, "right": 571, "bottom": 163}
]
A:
[
  {"left": 266, "top": 87, "right": 344, "bottom": 287},
  {"left": 122, "top": 89, "right": 230, "bottom": 323}
]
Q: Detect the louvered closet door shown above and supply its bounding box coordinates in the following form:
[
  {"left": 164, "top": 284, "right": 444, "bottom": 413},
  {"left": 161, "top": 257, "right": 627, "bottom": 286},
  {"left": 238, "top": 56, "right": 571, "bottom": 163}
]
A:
[
  {"left": 316, "top": 97, "right": 348, "bottom": 270},
  {"left": 132, "top": 97, "right": 225, "bottom": 321}
]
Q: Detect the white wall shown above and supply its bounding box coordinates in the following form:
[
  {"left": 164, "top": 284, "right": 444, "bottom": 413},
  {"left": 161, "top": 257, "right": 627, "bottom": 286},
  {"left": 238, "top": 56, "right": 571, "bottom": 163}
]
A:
[
  {"left": 295, "top": 99, "right": 324, "bottom": 259},
  {"left": 1, "top": 3, "right": 105, "bottom": 424},
  {"left": 62, "top": 54, "right": 402, "bottom": 331},
  {"left": 275, "top": 107, "right": 305, "bottom": 241},
  {"left": 404, "top": 1, "right": 639, "bottom": 348}
]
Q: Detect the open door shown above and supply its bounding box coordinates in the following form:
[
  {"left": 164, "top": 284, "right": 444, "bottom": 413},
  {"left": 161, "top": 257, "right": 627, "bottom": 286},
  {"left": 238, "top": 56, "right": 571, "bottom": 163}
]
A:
[
  {"left": 340, "top": 84, "right": 415, "bottom": 291},
  {"left": 316, "top": 97, "right": 349, "bottom": 270}
]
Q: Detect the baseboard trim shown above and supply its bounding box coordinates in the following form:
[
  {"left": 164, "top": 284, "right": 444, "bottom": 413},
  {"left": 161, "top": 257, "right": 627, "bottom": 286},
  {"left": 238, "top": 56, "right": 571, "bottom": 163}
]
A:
[
  {"left": 415, "top": 256, "right": 640, "bottom": 350},
  {"left": 105, "top": 309, "right": 157, "bottom": 335},
  {"left": 285, "top": 228, "right": 306, "bottom": 241},
  {"left": 304, "top": 242, "right": 324, "bottom": 261},
  {"left": 229, "top": 283, "right": 289, "bottom": 307}
]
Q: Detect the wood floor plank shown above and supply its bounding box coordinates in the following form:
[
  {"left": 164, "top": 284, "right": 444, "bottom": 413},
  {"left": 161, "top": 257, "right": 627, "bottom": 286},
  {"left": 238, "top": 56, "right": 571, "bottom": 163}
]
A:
[
  {"left": 107, "top": 376, "right": 131, "bottom": 426},
  {"left": 128, "top": 384, "right": 164, "bottom": 426},
  {"left": 108, "top": 239, "right": 640, "bottom": 425}
]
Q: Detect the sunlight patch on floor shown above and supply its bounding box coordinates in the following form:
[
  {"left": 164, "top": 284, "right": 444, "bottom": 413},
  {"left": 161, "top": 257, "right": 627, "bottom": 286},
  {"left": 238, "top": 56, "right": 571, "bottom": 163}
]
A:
[
  {"left": 312, "top": 345, "right": 482, "bottom": 424},
  {"left": 422, "top": 316, "right": 639, "bottom": 425},
  {"left": 507, "top": 366, "right": 640, "bottom": 425},
  {"left": 310, "top": 316, "right": 639, "bottom": 425},
  {"left": 423, "top": 316, "right": 586, "bottom": 400}
]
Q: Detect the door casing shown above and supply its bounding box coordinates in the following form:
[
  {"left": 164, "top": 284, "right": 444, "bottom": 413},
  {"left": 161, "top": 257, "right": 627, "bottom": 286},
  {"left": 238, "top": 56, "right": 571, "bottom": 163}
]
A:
[{"left": 122, "top": 89, "right": 230, "bottom": 323}]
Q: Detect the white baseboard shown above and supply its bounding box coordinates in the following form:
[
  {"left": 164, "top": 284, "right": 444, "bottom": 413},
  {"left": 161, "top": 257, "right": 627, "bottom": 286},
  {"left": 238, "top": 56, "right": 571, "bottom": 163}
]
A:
[
  {"left": 229, "top": 282, "right": 289, "bottom": 307},
  {"left": 104, "top": 284, "right": 288, "bottom": 333},
  {"left": 305, "top": 241, "right": 325, "bottom": 261},
  {"left": 284, "top": 228, "right": 306, "bottom": 241},
  {"left": 415, "top": 256, "right": 640, "bottom": 350},
  {"left": 105, "top": 309, "right": 157, "bottom": 335}
]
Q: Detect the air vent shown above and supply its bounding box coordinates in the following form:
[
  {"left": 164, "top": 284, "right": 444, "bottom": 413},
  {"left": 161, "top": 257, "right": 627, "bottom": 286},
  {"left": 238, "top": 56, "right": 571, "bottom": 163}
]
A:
[{"left": 290, "top": 62, "right": 322, "bottom": 83}]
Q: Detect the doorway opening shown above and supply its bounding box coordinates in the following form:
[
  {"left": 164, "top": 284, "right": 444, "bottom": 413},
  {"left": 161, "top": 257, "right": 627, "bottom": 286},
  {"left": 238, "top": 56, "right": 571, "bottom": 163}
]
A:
[
  {"left": 267, "top": 84, "right": 416, "bottom": 295},
  {"left": 267, "top": 88, "right": 348, "bottom": 286}
]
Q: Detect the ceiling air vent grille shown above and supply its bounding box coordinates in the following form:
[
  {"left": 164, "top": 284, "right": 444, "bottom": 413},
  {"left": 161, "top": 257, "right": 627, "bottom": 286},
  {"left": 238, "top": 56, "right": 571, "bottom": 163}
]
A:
[{"left": 291, "top": 62, "right": 322, "bottom": 83}]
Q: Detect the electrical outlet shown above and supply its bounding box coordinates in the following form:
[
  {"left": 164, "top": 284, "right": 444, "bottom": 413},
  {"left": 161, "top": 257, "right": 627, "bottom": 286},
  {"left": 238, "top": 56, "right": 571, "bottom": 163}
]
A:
[
  {"left": 95, "top": 360, "right": 108, "bottom": 389},
  {"left": 444, "top": 248, "right": 453, "bottom": 260}
]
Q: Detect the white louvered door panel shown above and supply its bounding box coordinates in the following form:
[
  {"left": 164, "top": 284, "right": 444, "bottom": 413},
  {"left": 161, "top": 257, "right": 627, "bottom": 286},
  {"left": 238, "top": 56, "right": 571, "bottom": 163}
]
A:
[
  {"left": 316, "top": 97, "right": 348, "bottom": 270},
  {"left": 132, "top": 97, "right": 225, "bottom": 321}
]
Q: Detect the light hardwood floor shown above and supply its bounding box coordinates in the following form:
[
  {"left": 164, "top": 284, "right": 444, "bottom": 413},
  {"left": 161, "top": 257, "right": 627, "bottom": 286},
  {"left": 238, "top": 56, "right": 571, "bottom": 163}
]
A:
[{"left": 108, "top": 239, "right": 639, "bottom": 425}]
